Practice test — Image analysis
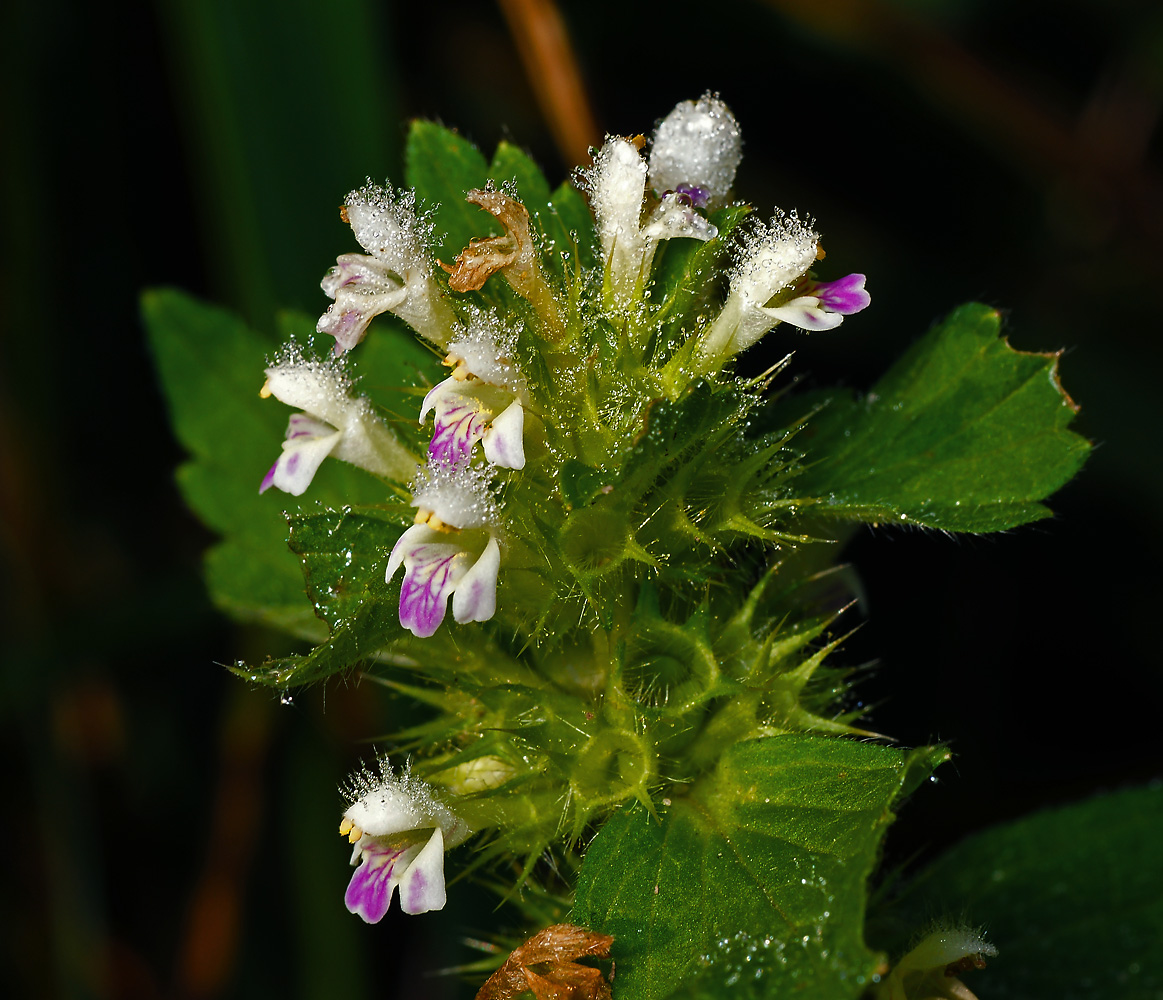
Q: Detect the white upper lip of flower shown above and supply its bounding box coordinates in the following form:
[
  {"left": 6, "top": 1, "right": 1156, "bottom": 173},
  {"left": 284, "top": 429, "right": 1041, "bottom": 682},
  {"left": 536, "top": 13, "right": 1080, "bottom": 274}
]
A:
[
  {"left": 342, "top": 759, "right": 468, "bottom": 844},
  {"left": 408, "top": 463, "right": 500, "bottom": 532},
  {"left": 648, "top": 91, "right": 743, "bottom": 210},
  {"left": 582, "top": 136, "right": 719, "bottom": 310},
  {"left": 343, "top": 182, "right": 435, "bottom": 278}
]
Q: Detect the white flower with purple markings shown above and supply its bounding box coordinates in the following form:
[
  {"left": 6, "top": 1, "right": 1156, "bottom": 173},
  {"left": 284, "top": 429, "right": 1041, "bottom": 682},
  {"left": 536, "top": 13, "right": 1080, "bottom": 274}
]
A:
[
  {"left": 339, "top": 759, "right": 470, "bottom": 922},
  {"left": 698, "top": 211, "right": 869, "bottom": 367},
  {"left": 318, "top": 181, "right": 461, "bottom": 354},
  {"left": 386, "top": 464, "right": 502, "bottom": 637},
  {"left": 259, "top": 348, "right": 415, "bottom": 496},
  {"left": 421, "top": 316, "right": 528, "bottom": 470}
]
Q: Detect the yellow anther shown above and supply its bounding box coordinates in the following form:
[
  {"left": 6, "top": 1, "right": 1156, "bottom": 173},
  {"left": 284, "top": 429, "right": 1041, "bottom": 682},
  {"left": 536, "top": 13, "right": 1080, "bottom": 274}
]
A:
[
  {"left": 259, "top": 379, "right": 273, "bottom": 399},
  {"left": 451, "top": 363, "right": 471, "bottom": 381},
  {"left": 347, "top": 824, "right": 363, "bottom": 844},
  {"left": 412, "top": 508, "right": 457, "bottom": 533},
  {"left": 339, "top": 817, "right": 353, "bottom": 837},
  {"left": 441, "top": 352, "right": 457, "bottom": 368}
]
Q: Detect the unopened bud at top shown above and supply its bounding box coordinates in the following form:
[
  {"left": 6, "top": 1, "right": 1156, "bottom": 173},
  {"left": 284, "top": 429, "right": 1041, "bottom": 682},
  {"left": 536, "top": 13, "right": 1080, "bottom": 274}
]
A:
[{"left": 649, "top": 93, "right": 742, "bottom": 211}]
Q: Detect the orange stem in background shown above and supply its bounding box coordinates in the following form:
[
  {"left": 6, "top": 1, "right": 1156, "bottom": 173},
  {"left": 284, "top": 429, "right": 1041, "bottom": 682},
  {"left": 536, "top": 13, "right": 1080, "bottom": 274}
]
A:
[{"left": 496, "top": 0, "right": 601, "bottom": 166}]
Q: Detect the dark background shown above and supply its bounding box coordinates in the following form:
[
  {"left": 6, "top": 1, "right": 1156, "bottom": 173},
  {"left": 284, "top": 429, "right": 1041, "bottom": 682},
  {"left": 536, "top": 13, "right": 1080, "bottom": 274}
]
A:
[{"left": 2, "top": 0, "right": 1161, "bottom": 997}]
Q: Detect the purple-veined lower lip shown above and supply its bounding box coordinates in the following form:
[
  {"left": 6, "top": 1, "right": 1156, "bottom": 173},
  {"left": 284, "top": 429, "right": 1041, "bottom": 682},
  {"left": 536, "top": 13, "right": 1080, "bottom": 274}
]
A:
[
  {"left": 813, "top": 273, "right": 870, "bottom": 315},
  {"left": 428, "top": 402, "right": 486, "bottom": 468},
  {"left": 345, "top": 845, "right": 404, "bottom": 923},
  {"left": 398, "top": 546, "right": 462, "bottom": 638}
]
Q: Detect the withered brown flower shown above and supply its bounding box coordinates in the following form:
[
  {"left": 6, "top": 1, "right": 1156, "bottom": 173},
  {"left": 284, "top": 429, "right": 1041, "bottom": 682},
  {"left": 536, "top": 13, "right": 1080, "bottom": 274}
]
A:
[{"left": 475, "top": 923, "right": 614, "bottom": 1000}]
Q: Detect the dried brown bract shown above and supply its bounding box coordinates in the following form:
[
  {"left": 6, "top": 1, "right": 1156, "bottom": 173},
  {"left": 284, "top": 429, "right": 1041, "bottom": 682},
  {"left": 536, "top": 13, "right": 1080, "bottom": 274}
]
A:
[
  {"left": 475, "top": 923, "right": 614, "bottom": 1000},
  {"left": 443, "top": 189, "right": 564, "bottom": 338},
  {"left": 443, "top": 189, "right": 531, "bottom": 292}
]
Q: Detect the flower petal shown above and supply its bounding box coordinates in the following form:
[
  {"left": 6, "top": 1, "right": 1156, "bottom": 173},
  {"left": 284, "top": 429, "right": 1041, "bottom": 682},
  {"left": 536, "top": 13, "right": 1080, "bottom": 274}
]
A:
[
  {"left": 640, "top": 192, "right": 718, "bottom": 243},
  {"left": 451, "top": 536, "right": 500, "bottom": 625},
  {"left": 812, "top": 273, "right": 870, "bottom": 315},
  {"left": 397, "top": 828, "right": 447, "bottom": 915},
  {"left": 317, "top": 284, "right": 408, "bottom": 355},
  {"left": 386, "top": 524, "right": 429, "bottom": 583},
  {"left": 428, "top": 394, "right": 489, "bottom": 467},
  {"left": 261, "top": 428, "right": 343, "bottom": 495},
  {"left": 761, "top": 296, "right": 846, "bottom": 332},
  {"left": 482, "top": 399, "right": 525, "bottom": 469},
  {"left": 419, "top": 376, "right": 456, "bottom": 424},
  {"left": 344, "top": 847, "right": 405, "bottom": 924},
  {"left": 398, "top": 542, "right": 472, "bottom": 638}
]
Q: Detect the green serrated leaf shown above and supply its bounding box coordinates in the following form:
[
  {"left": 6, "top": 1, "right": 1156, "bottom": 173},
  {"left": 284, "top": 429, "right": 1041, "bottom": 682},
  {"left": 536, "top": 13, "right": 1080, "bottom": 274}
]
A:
[
  {"left": 573, "top": 735, "right": 948, "bottom": 1000},
  {"left": 795, "top": 304, "right": 1091, "bottom": 532},
  {"left": 871, "top": 785, "right": 1163, "bottom": 1000},
  {"left": 288, "top": 506, "right": 407, "bottom": 629},
  {"left": 405, "top": 120, "right": 495, "bottom": 260},
  {"left": 143, "top": 288, "right": 408, "bottom": 635},
  {"left": 488, "top": 140, "right": 553, "bottom": 211},
  {"left": 547, "top": 179, "right": 597, "bottom": 272}
]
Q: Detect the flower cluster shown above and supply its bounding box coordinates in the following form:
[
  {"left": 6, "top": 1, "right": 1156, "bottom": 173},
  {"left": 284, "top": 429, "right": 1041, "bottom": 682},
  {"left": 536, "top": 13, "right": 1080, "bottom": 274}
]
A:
[
  {"left": 258, "top": 91, "right": 871, "bottom": 646},
  {"left": 256, "top": 90, "right": 873, "bottom": 651},
  {"left": 255, "top": 93, "right": 873, "bottom": 921}
]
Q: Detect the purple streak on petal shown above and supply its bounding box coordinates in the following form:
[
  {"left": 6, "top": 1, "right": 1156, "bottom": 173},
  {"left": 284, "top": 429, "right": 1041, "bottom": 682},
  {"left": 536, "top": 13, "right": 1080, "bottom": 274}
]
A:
[
  {"left": 344, "top": 852, "right": 399, "bottom": 923},
  {"left": 318, "top": 306, "right": 369, "bottom": 354},
  {"left": 286, "top": 413, "right": 321, "bottom": 441},
  {"left": 428, "top": 399, "right": 487, "bottom": 467},
  {"left": 398, "top": 547, "right": 462, "bottom": 638},
  {"left": 286, "top": 452, "right": 300, "bottom": 475},
  {"left": 337, "top": 262, "right": 364, "bottom": 288},
  {"left": 675, "top": 183, "right": 709, "bottom": 208},
  {"left": 259, "top": 459, "right": 278, "bottom": 494},
  {"left": 403, "top": 867, "right": 428, "bottom": 912},
  {"left": 812, "top": 273, "right": 870, "bottom": 315}
]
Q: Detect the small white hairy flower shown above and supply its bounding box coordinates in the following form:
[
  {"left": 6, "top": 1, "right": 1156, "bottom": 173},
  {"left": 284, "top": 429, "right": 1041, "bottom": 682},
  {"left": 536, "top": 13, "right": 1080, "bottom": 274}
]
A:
[
  {"left": 696, "top": 210, "right": 869, "bottom": 368},
  {"left": 581, "top": 135, "right": 717, "bottom": 310},
  {"left": 318, "top": 181, "right": 461, "bottom": 353},
  {"left": 876, "top": 924, "right": 999, "bottom": 1000},
  {"left": 649, "top": 92, "right": 743, "bottom": 210},
  {"left": 339, "top": 758, "right": 470, "bottom": 921},
  {"left": 258, "top": 346, "right": 416, "bottom": 494}
]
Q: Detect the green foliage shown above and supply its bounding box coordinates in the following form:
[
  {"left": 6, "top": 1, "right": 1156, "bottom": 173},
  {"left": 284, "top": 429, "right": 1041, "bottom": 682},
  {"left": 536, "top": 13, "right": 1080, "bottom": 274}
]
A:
[
  {"left": 144, "top": 288, "right": 319, "bottom": 636},
  {"left": 870, "top": 785, "right": 1163, "bottom": 1000},
  {"left": 143, "top": 289, "right": 433, "bottom": 638},
  {"left": 573, "top": 736, "right": 949, "bottom": 1000},
  {"left": 792, "top": 303, "right": 1090, "bottom": 531}
]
